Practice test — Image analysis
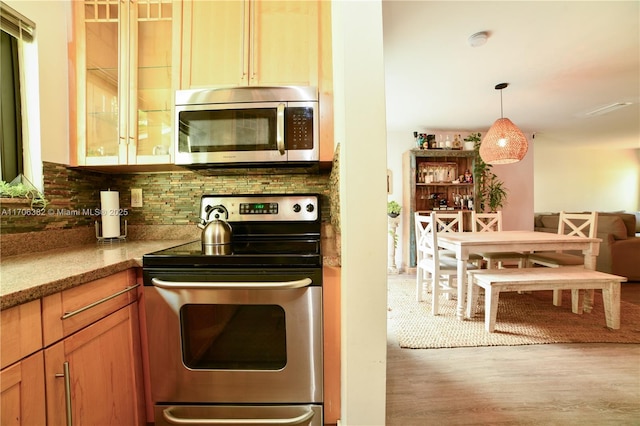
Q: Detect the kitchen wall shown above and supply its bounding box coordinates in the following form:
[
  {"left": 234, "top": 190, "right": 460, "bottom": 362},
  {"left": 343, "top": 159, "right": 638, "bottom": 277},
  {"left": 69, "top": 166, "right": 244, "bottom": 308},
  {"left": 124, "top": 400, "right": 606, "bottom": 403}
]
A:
[{"left": 1, "top": 162, "right": 334, "bottom": 234}]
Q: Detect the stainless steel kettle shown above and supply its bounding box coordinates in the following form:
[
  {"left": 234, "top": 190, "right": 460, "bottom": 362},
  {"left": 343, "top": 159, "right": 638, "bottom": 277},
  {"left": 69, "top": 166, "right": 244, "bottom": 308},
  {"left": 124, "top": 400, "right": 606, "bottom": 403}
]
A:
[{"left": 199, "top": 205, "right": 232, "bottom": 255}]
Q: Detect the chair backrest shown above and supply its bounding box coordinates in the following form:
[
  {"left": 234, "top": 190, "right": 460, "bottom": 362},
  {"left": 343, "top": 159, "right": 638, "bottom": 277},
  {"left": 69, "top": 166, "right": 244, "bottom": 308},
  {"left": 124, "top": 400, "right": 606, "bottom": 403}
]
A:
[
  {"left": 558, "top": 211, "right": 598, "bottom": 238},
  {"left": 414, "top": 212, "right": 433, "bottom": 256},
  {"left": 432, "top": 211, "right": 464, "bottom": 233},
  {"left": 415, "top": 212, "right": 444, "bottom": 265},
  {"left": 471, "top": 211, "right": 503, "bottom": 232}
]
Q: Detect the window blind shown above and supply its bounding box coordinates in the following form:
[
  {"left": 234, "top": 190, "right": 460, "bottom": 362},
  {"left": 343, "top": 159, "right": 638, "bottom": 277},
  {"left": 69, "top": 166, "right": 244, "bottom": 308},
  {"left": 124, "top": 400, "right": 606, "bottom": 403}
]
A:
[{"left": 0, "top": 1, "right": 35, "bottom": 43}]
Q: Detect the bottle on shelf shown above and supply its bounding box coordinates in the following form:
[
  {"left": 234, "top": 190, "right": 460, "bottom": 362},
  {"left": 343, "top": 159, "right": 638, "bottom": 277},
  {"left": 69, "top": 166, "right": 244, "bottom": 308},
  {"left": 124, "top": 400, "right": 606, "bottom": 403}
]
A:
[
  {"left": 453, "top": 134, "right": 462, "bottom": 149},
  {"left": 444, "top": 135, "right": 451, "bottom": 148}
]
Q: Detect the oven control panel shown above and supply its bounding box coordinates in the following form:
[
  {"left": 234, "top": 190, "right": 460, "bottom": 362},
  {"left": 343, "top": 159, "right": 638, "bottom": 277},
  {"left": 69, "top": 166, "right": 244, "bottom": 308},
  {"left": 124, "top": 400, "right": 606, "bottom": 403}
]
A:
[{"left": 200, "top": 195, "right": 319, "bottom": 222}]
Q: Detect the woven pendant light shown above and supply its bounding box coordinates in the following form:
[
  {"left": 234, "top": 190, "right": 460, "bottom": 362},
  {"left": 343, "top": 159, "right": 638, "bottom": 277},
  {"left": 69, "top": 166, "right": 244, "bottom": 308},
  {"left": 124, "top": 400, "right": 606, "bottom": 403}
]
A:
[{"left": 479, "top": 83, "right": 528, "bottom": 164}]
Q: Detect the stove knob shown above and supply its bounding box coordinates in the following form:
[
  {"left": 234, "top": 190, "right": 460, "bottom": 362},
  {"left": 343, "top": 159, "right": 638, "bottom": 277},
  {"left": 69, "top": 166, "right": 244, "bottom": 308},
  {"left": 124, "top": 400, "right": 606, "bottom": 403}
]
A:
[
  {"left": 306, "top": 203, "right": 315, "bottom": 213},
  {"left": 293, "top": 203, "right": 302, "bottom": 213}
]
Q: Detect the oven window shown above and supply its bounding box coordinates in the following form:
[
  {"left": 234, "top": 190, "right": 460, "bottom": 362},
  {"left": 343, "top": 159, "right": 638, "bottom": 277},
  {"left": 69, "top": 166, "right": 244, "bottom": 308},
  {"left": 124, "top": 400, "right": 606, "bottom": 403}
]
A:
[
  {"left": 180, "top": 304, "right": 287, "bottom": 370},
  {"left": 178, "top": 108, "right": 276, "bottom": 152}
]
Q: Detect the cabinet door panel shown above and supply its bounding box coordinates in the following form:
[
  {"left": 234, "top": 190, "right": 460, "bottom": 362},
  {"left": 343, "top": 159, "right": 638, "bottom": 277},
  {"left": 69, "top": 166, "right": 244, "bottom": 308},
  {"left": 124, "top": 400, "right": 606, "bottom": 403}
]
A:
[
  {"left": 45, "top": 305, "right": 145, "bottom": 426},
  {"left": 131, "top": 0, "right": 177, "bottom": 164},
  {"left": 0, "top": 351, "right": 46, "bottom": 426},
  {"left": 82, "top": 0, "right": 121, "bottom": 164},
  {"left": 251, "top": 1, "right": 318, "bottom": 87},
  {"left": 0, "top": 300, "right": 42, "bottom": 369},
  {"left": 182, "top": 0, "right": 247, "bottom": 88}
]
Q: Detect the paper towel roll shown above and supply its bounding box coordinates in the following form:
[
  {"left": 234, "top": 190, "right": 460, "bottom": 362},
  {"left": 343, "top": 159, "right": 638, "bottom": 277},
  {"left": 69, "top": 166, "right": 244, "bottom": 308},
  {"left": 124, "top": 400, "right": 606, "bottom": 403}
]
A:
[{"left": 100, "top": 191, "right": 120, "bottom": 238}]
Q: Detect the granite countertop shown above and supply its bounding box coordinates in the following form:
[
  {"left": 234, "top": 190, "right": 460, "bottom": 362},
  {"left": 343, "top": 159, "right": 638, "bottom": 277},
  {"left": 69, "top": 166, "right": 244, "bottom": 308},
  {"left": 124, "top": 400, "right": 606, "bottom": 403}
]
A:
[{"left": 0, "top": 240, "right": 193, "bottom": 310}]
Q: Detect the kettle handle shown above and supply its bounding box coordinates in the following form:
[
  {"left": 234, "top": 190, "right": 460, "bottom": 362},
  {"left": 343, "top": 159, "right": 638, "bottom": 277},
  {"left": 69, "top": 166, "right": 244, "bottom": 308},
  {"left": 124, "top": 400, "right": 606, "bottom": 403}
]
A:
[{"left": 205, "top": 204, "right": 229, "bottom": 221}]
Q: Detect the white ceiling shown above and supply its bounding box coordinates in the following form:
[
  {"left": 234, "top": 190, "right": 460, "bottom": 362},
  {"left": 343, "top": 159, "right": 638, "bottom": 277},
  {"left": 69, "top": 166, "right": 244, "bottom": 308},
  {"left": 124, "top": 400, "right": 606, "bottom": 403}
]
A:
[{"left": 382, "top": 1, "right": 640, "bottom": 150}]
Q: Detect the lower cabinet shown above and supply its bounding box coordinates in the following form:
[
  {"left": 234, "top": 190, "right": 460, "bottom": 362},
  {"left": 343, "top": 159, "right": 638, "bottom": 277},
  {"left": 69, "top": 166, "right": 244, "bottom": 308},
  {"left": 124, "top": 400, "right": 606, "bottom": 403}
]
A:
[
  {"left": 0, "top": 269, "right": 146, "bottom": 426},
  {"left": 44, "top": 303, "right": 145, "bottom": 425}
]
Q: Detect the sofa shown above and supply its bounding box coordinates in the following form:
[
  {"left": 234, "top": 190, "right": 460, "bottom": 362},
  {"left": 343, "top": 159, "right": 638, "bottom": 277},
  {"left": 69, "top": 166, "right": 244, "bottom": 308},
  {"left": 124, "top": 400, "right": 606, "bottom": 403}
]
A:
[{"left": 534, "top": 212, "right": 640, "bottom": 281}]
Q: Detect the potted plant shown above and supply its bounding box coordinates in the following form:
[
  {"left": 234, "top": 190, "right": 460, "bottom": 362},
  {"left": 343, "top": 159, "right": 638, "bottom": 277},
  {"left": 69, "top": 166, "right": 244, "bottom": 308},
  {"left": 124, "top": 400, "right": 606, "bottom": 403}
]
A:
[
  {"left": 0, "top": 175, "right": 48, "bottom": 208},
  {"left": 387, "top": 201, "right": 402, "bottom": 218},
  {"left": 463, "top": 132, "right": 481, "bottom": 151},
  {"left": 472, "top": 141, "right": 508, "bottom": 212}
]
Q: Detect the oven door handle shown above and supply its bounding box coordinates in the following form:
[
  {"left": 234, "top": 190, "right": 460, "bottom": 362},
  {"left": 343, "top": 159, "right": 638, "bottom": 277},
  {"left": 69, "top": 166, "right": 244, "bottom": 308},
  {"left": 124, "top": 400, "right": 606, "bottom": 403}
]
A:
[
  {"left": 151, "top": 277, "right": 313, "bottom": 290},
  {"left": 162, "top": 406, "right": 315, "bottom": 425}
]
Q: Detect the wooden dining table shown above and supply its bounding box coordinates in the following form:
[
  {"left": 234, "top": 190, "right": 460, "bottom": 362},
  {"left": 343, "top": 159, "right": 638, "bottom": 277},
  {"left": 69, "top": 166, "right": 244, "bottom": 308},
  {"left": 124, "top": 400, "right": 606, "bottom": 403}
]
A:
[{"left": 436, "top": 230, "right": 601, "bottom": 319}]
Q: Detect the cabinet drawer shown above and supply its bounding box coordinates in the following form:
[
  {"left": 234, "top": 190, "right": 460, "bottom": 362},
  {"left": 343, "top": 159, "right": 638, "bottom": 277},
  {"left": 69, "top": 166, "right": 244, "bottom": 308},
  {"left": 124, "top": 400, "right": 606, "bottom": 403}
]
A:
[
  {"left": 1, "top": 299, "right": 42, "bottom": 369},
  {"left": 42, "top": 269, "right": 138, "bottom": 346}
]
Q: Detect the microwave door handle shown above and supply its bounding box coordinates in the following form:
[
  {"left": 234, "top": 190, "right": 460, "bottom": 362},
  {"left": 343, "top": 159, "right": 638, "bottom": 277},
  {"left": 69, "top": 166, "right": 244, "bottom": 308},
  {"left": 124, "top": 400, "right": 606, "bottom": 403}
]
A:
[
  {"left": 151, "top": 277, "right": 313, "bottom": 290},
  {"left": 276, "top": 103, "right": 286, "bottom": 155}
]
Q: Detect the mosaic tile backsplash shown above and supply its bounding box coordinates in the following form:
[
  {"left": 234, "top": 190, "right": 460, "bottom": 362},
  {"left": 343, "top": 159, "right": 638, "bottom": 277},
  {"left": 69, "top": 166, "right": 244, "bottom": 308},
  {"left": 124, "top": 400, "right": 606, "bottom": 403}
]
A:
[{"left": 1, "top": 162, "right": 335, "bottom": 235}]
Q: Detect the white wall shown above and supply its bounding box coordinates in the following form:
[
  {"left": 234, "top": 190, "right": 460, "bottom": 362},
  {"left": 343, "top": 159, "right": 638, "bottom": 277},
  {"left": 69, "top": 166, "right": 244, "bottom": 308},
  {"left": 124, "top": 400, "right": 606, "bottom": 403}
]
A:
[
  {"left": 534, "top": 145, "right": 640, "bottom": 212},
  {"left": 333, "top": 1, "right": 388, "bottom": 425},
  {"left": 6, "top": 0, "right": 70, "bottom": 166}
]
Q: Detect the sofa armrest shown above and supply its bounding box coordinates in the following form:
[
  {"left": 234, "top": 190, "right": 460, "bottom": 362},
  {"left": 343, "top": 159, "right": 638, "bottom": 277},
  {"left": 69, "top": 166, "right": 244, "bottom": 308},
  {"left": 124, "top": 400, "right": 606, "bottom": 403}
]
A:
[
  {"left": 595, "top": 232, "right": 614, "bottom": 274},
  {"left": 611, "top": 237, "right": 640, "bottom": 281}
]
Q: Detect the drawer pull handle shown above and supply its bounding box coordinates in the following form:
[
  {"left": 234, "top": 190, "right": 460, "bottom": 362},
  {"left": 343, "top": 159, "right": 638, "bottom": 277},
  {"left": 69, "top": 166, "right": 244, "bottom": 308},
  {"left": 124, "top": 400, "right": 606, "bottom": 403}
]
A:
[
  {"left": 61, "top": 284, "right": 139, "bottom": 319},
  {"left": 55, "top": 361, "right": 73, "bottom": 426}
]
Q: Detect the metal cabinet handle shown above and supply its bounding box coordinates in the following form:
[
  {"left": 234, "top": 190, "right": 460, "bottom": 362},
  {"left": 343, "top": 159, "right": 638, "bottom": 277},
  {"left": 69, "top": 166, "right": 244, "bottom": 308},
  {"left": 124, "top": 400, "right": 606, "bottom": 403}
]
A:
[
  {"left": 162, "top": 406, "right": 314, "bottom": 425},
  {"left": 61, "top": 284, "right": 139, "bottom": 319},
  {"left": 151, "top": 278, "right": 312, "bottom": 290},
  {"left": 55, "top": 361, "right": 73, "bottom": 426},
  {"left": 276, "top": 103, "right": 286, "bottom": 155},
  {"left": 249, "top": 0, "right": 256, "bottom": 81}
]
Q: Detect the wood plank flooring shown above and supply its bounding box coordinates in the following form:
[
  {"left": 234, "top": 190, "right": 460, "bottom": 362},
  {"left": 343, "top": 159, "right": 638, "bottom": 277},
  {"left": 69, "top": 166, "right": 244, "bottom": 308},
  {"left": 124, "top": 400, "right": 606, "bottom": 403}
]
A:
[{"left": 386, "top": 276, "right": 640, "bottom": 425}]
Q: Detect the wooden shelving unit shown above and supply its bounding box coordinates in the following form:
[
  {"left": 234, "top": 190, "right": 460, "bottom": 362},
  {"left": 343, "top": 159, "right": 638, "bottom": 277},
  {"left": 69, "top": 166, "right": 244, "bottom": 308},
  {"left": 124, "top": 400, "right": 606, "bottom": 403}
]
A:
[{"left": 402, "top": 149, "right": 477, "bottom": 269}]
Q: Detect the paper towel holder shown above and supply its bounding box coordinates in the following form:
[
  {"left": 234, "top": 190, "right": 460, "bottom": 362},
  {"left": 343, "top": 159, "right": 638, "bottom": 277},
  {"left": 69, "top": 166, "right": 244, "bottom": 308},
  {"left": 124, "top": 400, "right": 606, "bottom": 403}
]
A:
[{"left": 95, "top": 220, "right": 128, "bottom": 243}]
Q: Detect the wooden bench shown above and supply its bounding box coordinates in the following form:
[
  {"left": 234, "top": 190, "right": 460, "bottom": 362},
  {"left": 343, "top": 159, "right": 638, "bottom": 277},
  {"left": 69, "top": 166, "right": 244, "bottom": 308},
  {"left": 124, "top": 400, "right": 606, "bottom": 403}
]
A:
[{"left": 466, "top": 267, "right": 627, "bottom": 332}]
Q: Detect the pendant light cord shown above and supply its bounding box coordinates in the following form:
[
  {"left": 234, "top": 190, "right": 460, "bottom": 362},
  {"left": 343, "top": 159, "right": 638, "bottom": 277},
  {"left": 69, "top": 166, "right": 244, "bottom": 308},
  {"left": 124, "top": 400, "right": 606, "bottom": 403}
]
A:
[{"left": 495, "top": 82, "right": 508, "bottom": 119}]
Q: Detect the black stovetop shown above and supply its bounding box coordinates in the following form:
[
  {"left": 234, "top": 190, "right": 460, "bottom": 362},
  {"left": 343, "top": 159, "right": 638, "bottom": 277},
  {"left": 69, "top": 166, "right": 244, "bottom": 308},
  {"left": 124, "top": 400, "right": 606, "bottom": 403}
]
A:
[{"left": 143, "top": 239, "right": 322, "bottom": 268}]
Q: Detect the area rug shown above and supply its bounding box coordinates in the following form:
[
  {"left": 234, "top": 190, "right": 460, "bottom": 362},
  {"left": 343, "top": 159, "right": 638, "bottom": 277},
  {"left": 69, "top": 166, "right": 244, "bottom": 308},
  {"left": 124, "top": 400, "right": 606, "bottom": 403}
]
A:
[{"left": 388, "top": 276, "right": 640, "bottom": 349}]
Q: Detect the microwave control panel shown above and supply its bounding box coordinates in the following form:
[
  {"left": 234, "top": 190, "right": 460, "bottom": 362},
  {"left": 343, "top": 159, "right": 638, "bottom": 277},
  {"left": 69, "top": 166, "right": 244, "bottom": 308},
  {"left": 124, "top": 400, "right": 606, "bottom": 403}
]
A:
[{"left": 286, "top": 107, "right": 314, "bottom": 151}]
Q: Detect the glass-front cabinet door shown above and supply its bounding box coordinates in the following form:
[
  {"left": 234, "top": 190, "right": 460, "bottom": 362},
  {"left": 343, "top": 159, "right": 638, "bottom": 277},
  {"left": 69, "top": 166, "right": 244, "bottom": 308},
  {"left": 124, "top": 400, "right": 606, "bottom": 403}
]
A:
[{"left": 73, "top": 0, "right": 179, "bottom": 166}]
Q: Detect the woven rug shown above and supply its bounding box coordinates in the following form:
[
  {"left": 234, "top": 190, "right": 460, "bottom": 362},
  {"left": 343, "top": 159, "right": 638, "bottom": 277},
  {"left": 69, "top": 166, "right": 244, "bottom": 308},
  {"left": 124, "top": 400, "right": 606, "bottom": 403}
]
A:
[{"left": 388, "top": 275, "right": 640, "bottom": 349}]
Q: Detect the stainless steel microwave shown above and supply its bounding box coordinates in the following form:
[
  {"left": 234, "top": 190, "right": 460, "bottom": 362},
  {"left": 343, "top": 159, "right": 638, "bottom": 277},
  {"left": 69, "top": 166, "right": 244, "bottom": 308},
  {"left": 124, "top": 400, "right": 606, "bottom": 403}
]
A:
[{"left": 174, "top": 86, "right": 319, "bottom": 166}]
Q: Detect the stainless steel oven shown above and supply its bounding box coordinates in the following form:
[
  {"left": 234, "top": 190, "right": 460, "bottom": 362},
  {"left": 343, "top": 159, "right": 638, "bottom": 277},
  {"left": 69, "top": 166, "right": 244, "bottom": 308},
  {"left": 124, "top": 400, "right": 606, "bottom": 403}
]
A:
[{"left": 143, "top": 194, "right": 323, "bottom": 426}]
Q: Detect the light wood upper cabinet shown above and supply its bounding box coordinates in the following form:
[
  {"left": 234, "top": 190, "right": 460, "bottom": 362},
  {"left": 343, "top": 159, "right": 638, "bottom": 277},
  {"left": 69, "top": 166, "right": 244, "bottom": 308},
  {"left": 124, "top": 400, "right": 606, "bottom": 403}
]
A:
[
  {"left": 70, "top": 0, "right": 182, "bottom": 166},
  {"left": 181, "top": 0, "right": 319, "bottom": 89}
]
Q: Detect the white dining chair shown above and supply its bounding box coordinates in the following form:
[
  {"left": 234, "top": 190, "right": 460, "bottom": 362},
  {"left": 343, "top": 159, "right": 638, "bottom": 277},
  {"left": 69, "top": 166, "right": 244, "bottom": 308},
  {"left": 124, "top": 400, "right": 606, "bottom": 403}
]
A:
[
  {"left": 528, "top": 211, "right": 599, "bottom": 305},
  {"left": 471, "top": 211, "right": 528, "bottom": 269},
  {"left": 415, "top": 212, "right": 478, "bottom": 315}
]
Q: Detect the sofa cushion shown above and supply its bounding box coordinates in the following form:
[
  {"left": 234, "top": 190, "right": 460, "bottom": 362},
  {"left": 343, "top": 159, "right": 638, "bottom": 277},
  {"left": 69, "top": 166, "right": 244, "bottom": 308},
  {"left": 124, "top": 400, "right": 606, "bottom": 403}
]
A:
[
  {"left": 598, "top": 216, "right": 628, "bottom": 240},
  {"left": 540, "top": 215, "right": 560, "bottom": 230}
]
